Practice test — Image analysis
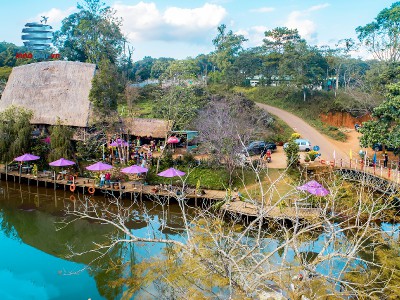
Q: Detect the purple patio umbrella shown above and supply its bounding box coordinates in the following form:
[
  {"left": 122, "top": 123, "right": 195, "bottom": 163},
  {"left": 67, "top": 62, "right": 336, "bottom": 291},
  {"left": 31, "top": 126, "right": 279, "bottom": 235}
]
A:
[
  {"left": 121, "top": 165, "right": 148, "bottom": 174},
  {"left": 86, "top": 161, "right": 113, "bottom": 171},
  {"left": 49, "top": 158, "right": 75, "bottom": 167},
  {"left": 297, "top": 180, "right": 329, "bottom": 196},
  {"left": 157, "top": 167, "right": 186, "bottom": 178},
  {"left": 14, "top": 153, "right": 40, "bottom": 162},
  {"left": 110, "top": 139, "right": 129, "bottom": 147}
]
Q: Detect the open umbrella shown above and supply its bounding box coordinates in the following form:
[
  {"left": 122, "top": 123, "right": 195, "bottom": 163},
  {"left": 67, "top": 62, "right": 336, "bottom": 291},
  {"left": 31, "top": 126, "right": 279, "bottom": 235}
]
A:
[
  {"left": 86, "top": 161, "right": 113, "bottom": 171},
  {"left": 49, "top": 158, "right": 75, "bottom": 167},
  {"left": 110, "top": 139, "right": 129, "bottom": 147},
  {"left": 14, "top": 154, "right": 40, "bottom": 180},
  {"left": 167, "top": 136, "right": 180, "bottom": 144},
  {"left": 14, "top": 153, "right": 40, "bottom": 162},
  {"left": 121, "top": 165, "right": 148, "bottom": 174},
  {"left": 297, "top": 180, "right": 329, "bottom": 196},
  {"left": 157, "top": 167, "right": 185, "bottom": 178}
]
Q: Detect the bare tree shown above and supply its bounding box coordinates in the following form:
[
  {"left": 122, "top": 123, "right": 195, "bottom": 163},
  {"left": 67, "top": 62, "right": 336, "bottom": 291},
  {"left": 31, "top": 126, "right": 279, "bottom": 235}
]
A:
[
  {"left": 59, "top": 166, "right": 400, "bottom": 299},
  {"left": 194, "top": 94, "right": 273, "bottom": 185}
]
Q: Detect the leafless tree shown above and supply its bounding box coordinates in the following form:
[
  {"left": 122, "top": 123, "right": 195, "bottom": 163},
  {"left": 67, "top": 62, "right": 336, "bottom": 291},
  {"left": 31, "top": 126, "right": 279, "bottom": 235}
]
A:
[
  {"left": 59, "top": 165, "right": 400, "bottom": 299},
  {"left": 194, "top": 94, "right": 273, "bottom": 184}
]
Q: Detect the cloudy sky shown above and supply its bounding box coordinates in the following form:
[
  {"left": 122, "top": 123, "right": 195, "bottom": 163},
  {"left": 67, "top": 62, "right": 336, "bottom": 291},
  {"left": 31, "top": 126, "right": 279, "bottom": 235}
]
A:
[{"left": 0, "top": 0, "right": 395, "bottom": 61}]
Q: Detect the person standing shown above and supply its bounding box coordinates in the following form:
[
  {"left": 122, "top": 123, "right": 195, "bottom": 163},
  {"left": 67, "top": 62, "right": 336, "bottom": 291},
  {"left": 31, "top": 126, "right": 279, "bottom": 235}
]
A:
[
  {"left": 99, "top": 173, "right": 105, "bottom": 187},
  {"left": 105, "top": 172, "right": 111, "bottom": 187},
  {"left": 383, "top": 152, "right": 389, "bottom": 168}
]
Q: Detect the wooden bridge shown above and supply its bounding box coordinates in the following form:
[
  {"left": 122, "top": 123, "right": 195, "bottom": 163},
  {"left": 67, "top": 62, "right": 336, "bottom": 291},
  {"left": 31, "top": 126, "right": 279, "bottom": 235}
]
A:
[{"left": 308, "top": 158, "right": 400, "bottom": 195}]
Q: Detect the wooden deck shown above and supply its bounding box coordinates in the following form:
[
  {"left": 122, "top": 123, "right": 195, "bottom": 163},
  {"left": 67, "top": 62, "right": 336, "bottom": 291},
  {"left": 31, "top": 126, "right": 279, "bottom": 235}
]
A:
[
  {"left": 0, "top": 169, "right": 227, "bottom": 201},
  {"left": 0, "top": 169, "right": 321, "bottom": 221},
  {"left": 222, "top": 201, "right": 322, "bottom": 221}
]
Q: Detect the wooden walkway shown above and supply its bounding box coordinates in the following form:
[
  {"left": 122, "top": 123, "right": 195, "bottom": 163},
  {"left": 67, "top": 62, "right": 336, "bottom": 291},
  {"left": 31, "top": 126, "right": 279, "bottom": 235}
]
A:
[
  {"left": 222, "top": 201, "right": 322, "bottom": 221},
  {"left": 0, "top": 169, "right": 227, "bottom": 201}
]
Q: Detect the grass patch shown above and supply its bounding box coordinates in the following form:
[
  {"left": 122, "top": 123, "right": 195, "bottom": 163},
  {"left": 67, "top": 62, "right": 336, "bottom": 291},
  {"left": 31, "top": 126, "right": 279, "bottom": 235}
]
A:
[{"left": 146, "top": 166, "right": 262, "bottom": 190}]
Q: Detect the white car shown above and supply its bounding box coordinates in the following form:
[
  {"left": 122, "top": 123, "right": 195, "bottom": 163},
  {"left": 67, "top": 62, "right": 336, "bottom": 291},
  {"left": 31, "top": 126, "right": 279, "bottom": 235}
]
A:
[{"left": 283, "top": 139, "right": 312, "bottom": 152}]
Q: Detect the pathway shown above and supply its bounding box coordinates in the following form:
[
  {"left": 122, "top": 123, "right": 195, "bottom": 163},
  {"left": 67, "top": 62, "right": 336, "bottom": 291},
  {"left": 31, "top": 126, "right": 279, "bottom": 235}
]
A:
[{"left": 256, "top": 103, "right": 349, "bottom": 161}]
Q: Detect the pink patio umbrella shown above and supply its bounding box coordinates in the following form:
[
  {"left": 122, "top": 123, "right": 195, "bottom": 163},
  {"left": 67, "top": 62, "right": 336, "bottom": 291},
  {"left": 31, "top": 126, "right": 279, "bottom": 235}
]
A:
[
  {"left": 157, "top": 167, "right": 186, "bottom": 178},
  {"left": 121, "top": 165, "right": 148, "bottom": 174},
  {"left": 297, "top": 180, "right": 329, "bottom": 196},
  {"left": 86, "top": 161, "right": 113, "bottom": 171},
  {"left": 49, "top": 158, "right": 75, "bottom": 167},
  {"left": 167, "top": 136, "right": 180, "bottom": 144},
  {"left": 14, "top": 153, "right": 40, "bottom": 162}
]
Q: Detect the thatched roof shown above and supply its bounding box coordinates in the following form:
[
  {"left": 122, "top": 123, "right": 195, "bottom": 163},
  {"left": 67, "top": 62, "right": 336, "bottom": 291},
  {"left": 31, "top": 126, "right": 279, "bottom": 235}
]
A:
[
  {"left": 0, "top": 61, "right": 96, "bottom": 127},
  {"left": 123, "top": 118, "right": 172, "bottom": 138}
]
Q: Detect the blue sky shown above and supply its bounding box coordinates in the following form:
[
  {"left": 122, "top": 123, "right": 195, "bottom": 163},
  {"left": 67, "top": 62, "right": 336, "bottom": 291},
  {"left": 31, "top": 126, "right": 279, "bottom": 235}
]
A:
[{"left": 0, "top": 0, "right": 396, "bottom": 61}]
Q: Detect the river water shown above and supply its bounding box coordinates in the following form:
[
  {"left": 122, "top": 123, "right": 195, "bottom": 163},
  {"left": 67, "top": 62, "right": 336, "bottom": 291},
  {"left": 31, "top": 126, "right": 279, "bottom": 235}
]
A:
[
  {"left": 0, "top": 181, "right": 186, "bottom": 300},
  {"left": 0, "top": 180, "right": 398, "bottom": 299}
]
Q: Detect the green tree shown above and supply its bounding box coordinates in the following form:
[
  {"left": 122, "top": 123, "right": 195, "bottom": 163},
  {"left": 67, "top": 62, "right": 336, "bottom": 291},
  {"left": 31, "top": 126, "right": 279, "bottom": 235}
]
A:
[
  {"left": 164, "top": 59, "right": 200, "bottom": 81},
  {"left": 53, "top": 0, "right": 125, "bottom": 64},
  {"left": 284, "top": 133, "right": 300, "bottom": 168},
  {"left": 89, "top": 59, "right": 125, "bottom": 113},
  {"left": 48, "top": 119, "right": 74, "bottom": 162},
  {"left": 356, "top": 2, "right": 400, "bottom": 62},
  {"left": 211, "top": 24, "right": 247, "bottom": 83},
  {"left": 359, "top": 82, "right": 400, "bottom": 150},
  {"left": 130, "top": 56, "right": 155, "bottom": 82},
  {"left": 279, "top": 42, "right": 328, "bottom": 101},
  {"left": 150, "top": 58, "right": 174, "bottom": 79},
  {"left": 263, "top": 27, "right": 302, "bottom": 54},
  {"left": 152, "top": 86, "right": 206, "bottom": 130},
  {"left": 0, "top": 106, "right": 33, "bottom": 162}
]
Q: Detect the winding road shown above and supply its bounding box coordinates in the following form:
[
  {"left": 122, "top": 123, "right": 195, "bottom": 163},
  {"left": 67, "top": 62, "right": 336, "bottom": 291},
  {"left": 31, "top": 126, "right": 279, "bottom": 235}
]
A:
[{"left": 256, "top": 103, "right": 350, "bottom": 161}]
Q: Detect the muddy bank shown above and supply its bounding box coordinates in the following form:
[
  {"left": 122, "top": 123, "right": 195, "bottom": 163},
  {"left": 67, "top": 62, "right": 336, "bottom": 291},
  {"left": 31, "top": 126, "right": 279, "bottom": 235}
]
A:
[{"left": 320, "top": 111, "right": 372, "bottom": 128}]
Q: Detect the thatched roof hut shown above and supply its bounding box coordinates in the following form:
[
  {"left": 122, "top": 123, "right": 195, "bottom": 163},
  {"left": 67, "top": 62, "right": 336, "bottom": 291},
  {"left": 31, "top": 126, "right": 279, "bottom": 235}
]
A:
[
  {"left": 123, "top": 118, "right": 172, "bottom": 138},
  {"left": 0, "top": 61, "right": 96, "bottom": 127}
]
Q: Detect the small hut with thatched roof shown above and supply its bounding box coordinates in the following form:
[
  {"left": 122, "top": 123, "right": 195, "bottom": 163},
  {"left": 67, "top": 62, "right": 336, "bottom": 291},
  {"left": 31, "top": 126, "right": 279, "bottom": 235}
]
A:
[
  {"left": 0, "top": 61, "right": 96, "bottom": 128},
  {"left": 122, "top": 118, "right": 173, "bottom": 140}
]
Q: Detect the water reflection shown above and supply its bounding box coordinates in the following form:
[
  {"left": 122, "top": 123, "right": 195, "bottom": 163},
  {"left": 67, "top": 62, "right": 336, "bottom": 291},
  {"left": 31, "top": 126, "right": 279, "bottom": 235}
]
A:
[{"left": 0, "top": 181, "right": 185, "bottom": 299}]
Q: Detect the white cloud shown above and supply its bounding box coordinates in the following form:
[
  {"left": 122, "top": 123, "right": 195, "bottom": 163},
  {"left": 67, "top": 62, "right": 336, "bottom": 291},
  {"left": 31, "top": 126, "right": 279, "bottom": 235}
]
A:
[
  {"left": 284, "top": 3, "right": 329, "bottom": 41},
  {"left": 237, "top": 26, "right": 268, "bottom": 48},
  {"left": 114, "top": 2, "right": 227, "bottom": 43},
  {"left": 285, "top": 11, "right": 316, "bottom": 40},
  {"left": 250, "top": 7, "right": 275, "bottom": 13},
  {"left": 308, "top": 3, "right": 330, "bottom": 12}
]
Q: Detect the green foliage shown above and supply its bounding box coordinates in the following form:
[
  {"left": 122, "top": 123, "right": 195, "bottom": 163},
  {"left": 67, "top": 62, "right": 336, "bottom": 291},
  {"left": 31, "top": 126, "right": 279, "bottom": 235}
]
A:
[
  {"left": 48, "top": 119, "right": 74, "bottom": 162},
  {"left": 0, "top": 106, "right": 33, "bottom": 162},
  {"left": 89, "top": 59, "right": 125, "bottom": 113},
  {"left": 53, "top": 0, "right": 125, "bottom": 64},
  {"left": 306, "top": 150, "right": 319, "bottom": 161},
  {"left": 152, "top": 86, "right": 206, "bottom": 130},
  {"left": 284, "top": 137, "right": 299, "bottom": 168},
  {"left": 356, "top": 2, "right": 400, "bottom": 62},
  {"left": 0, "top": 66, "right": 12, "bottom": 81},
  {"left": 360, "top": 82, "right": 400, "bottom": 149}
]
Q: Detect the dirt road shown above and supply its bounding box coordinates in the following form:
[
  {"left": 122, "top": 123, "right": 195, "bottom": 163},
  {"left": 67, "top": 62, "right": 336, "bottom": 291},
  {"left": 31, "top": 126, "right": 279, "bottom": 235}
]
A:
[{"left": 256, "top": 103, "right": 360, "bottom": 162}]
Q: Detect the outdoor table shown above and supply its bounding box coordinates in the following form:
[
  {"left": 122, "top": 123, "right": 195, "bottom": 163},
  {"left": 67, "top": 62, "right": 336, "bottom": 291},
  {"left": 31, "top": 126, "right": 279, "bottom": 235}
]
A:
[{"left": 22, "top": 166, "right": 32, "bottom": 174}]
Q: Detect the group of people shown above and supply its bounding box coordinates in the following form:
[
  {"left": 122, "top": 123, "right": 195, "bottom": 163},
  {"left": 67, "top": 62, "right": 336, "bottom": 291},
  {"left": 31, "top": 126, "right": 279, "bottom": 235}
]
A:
[{"left": 99, "top": 172, "right": 112, "bottom": 188}]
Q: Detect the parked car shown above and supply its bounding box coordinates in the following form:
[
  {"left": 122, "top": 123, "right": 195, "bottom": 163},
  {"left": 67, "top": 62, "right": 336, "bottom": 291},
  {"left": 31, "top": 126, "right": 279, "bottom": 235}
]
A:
[
  {"left": 244, "top": 141, "right": 277, "bottom": 156},
  {"left": 283, "top": 139, "right": 312, "bottom": 152}
]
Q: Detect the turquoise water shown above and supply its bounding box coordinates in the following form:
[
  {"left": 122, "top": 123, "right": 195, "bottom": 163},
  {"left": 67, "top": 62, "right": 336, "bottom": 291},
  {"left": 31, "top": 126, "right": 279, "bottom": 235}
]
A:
[
  {"left": 0, "top": 181, "right": 185, "bottom": 299},
  {"left": 0, "top": 181, "right": 398, "bottom": 299}
]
